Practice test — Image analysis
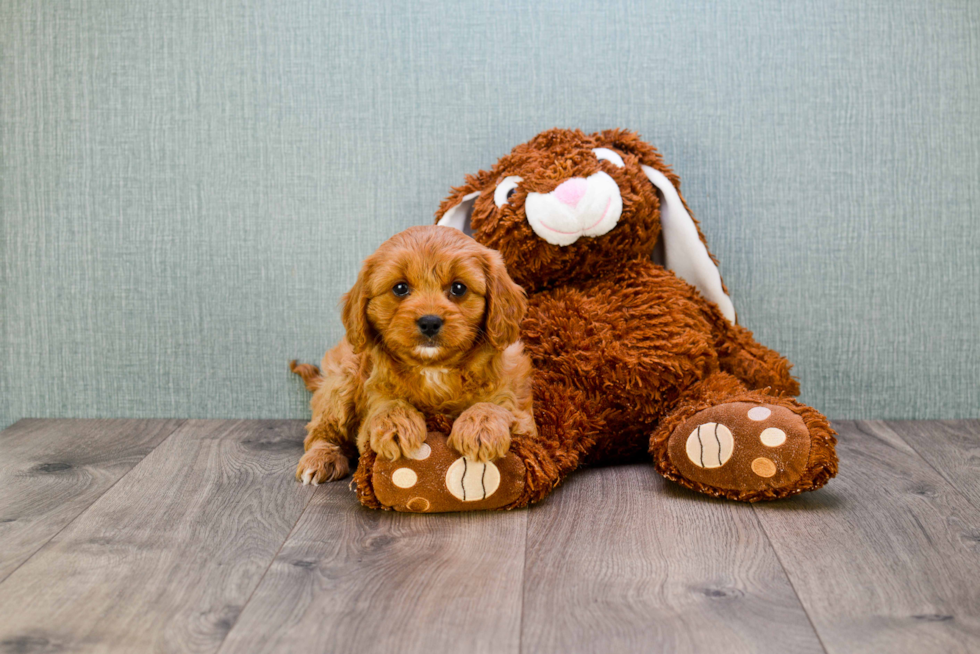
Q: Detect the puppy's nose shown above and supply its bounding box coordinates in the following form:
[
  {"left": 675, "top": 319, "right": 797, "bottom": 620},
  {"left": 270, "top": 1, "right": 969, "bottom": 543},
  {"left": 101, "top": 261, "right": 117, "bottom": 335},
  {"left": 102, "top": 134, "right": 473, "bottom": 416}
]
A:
[
  {"left": 554, "top": 178, "right": 587, "bottom": 207},
  {"left": 416, "top": 315, "right": 443, "bottom": 338}
]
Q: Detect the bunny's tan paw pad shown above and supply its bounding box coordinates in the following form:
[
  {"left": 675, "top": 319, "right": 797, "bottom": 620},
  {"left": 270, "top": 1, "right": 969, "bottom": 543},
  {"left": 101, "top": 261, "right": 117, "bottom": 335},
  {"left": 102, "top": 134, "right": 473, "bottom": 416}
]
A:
[
  {"left": 667, "top": 402, "right": 811, "bottom": 494},
  {"left": 372, "top": 432, "right": 525, "bottom": 512}
]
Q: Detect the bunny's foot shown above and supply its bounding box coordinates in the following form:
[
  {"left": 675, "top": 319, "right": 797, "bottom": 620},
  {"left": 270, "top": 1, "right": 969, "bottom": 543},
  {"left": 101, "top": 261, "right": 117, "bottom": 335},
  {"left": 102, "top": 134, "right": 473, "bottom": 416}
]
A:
[
  {"left": 355, "top": 431, "right": 526, "bottom": 513},
  {"left": 653, "top": 398, "right": 838, "bottom": 501}
]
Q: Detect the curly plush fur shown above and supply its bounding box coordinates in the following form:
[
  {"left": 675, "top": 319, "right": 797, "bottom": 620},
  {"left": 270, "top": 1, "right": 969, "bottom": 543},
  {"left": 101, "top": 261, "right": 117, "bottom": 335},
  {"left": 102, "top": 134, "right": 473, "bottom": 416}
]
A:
[{"left": 423, "top": 128, "right": 838, "bottom": 504}]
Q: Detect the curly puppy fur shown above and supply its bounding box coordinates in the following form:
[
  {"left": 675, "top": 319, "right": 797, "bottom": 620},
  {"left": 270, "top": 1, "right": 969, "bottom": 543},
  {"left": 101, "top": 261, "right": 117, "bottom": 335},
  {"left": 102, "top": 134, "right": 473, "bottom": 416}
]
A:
[
  {"left": 422, "top": 128, "right": 837, "bottom": 504},
  {"left": 293, "top": 225, "right": 536, "bottom": 484}
]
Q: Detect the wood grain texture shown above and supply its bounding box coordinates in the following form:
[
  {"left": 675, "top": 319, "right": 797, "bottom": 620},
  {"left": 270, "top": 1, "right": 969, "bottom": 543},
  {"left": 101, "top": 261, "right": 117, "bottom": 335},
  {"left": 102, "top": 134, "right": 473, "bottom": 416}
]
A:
[
  {"left": 5, "top": 419, "right": 980, "bottom": 653},
  {"left": 753, "top": 421, "right": 980, "bottom": 654},
  {"left": 0, "top": 420, "right": 315, "bottom": 654},
  {"left": 217, "top": 482, "right": 528, "bottom": 654},
  {"left": 520, "top": 464, "right": 824, "bottom": 654},
  {"left": 890, "top": 421, "right": 980, "bottom": 510},
  {"left": 0, "top": 419, "right": 183, "bottom": 583}
]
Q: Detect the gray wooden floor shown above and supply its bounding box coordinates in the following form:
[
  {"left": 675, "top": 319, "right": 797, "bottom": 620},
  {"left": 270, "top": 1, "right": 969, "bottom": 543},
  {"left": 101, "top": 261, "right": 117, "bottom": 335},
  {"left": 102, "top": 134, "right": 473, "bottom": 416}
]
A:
[{"left": 1, "top": 420, "right": 979, "bottom": 653}]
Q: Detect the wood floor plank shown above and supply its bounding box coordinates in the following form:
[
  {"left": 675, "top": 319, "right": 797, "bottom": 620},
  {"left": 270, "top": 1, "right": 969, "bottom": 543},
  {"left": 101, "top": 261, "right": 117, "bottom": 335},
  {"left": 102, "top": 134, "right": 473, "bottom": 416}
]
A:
[
  {"left": 520, "top": 464, "right": 824, "bottom": 654},
  {"left": 889, "top": 421, "right": 980, "bottom": 510},
  {"left": 0, "top": 420, "right": 315, "bottom": 654},
  {"left": 218, "top": 482, "right": 528, "bottom": 654},
  {"left": 753, "top": 421, "right": 980, "bottom": 654},
  {"left": 0, "top": 419, "right": 183, "bottom": 583}
]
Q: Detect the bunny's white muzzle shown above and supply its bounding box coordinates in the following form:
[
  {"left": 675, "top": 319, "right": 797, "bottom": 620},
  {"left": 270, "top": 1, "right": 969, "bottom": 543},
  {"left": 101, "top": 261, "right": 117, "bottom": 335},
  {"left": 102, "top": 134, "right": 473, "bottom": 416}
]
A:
[{"left": 523, "top": 171, "right": 623, "bottom": 247}]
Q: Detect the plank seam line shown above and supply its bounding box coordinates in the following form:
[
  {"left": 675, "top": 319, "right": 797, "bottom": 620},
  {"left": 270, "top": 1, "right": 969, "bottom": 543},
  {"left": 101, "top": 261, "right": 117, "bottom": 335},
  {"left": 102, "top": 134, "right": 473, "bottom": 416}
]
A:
[
  {"left": 214, "top": 481, "right": 319, "bottom": 654},
  {"left": 0, "top": 419, "right": 187, "bottom": 587},
  {"left": 517, "top": 507, "right": 530, "bottom": 654},
  {"left": 871, "top": 420, "right": 980, "bottom": 515},
  {"left": 750, "top": 506, "right": 831, "bottom": 654}
]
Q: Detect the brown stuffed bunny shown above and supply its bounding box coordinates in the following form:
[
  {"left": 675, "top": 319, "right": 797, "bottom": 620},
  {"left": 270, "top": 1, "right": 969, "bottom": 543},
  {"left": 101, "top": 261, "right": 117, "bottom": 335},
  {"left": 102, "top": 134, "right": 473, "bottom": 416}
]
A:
[{"left": 354, "top": 128, "right": 837, "bottom": 510}]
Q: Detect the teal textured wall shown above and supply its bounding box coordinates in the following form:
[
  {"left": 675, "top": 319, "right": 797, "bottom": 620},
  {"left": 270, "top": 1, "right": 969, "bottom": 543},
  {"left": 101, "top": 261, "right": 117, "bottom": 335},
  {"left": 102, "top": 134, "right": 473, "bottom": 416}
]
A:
[{"left": 3, "top": 0, "right": 979, "bottom": 428}]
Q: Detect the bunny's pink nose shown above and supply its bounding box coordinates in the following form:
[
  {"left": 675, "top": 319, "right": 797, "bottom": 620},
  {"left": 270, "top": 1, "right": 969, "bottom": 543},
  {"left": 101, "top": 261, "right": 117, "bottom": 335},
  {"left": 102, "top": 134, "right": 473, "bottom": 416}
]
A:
[{"left": 554, "top": 178, "right": 587, "bottom": 207}]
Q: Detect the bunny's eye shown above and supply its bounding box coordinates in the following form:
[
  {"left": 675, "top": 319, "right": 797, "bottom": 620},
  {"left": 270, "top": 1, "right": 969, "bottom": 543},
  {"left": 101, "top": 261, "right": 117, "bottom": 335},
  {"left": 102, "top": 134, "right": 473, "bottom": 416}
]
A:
[
  {"left": 592, "top": 148, "right": 625, "bottom": 168},
  {"left": 494, "top": 176, "right": 523, "bottom": 208},
  {"left": 392, "top": 282, "right": 410, "bottom": 297}
]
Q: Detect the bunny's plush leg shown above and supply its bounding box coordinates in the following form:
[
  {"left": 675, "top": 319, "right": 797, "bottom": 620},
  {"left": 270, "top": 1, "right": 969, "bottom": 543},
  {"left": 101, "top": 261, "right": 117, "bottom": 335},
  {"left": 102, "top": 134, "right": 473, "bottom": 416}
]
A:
[
  {"left": 712, "top": 319, "right": 801, "bottom": 396},
  {"left": 649, "top": 371, "right": 837, "bottom": 501},
  {"left": 507, "top": 376, "right": 608, "bottom": 507}
]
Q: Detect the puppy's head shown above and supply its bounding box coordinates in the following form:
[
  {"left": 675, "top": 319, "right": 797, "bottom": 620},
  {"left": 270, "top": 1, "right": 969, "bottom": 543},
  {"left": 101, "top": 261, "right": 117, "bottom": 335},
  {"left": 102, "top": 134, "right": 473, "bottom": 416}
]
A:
[{"left": 342, "top": 225, "right": 526, "bottom": 364}]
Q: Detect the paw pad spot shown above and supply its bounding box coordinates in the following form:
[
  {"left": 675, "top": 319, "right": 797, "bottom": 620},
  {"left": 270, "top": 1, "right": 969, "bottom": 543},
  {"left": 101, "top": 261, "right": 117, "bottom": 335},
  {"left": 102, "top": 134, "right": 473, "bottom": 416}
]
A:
[
  {"left": 391, "top": 468, "right": 418, "bottom": 488},
  {"left": 751, "top": 457, "right": 777, "bottom": 478},
  {"left": 406, "top": 443, "right": 432, "bottom": 460},
  {"left": 685, "top": 423, "right": 734, "bottom": 469},
  {"left": 406, "top": 497, "right": 430, "bottom": 512},
  {"left": 446, "top": 457, "right": 500, "bottom": 501},
  {"left": 747, "top": 406, "right": 771, "bottom": 421},
  {"left": 759, "top": 427, "right": 787, "bottom": 447}
]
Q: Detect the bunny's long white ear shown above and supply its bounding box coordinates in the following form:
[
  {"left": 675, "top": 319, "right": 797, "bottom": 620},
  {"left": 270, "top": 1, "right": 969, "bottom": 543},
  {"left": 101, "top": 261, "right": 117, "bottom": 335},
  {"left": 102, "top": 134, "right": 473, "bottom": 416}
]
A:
[
  {"left": 436, "top": 191, "right": 480, "bottom": 236},
  {"left": 642, "top": 165, "right": 736, "bottom": 323}
]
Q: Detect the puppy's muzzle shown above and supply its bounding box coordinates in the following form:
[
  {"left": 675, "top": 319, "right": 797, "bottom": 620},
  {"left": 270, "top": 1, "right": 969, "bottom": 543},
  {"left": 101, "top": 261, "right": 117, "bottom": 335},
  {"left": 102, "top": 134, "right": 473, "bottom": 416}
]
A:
[{"left": 416, "top": 315, "right": 443, "bottom": 339}]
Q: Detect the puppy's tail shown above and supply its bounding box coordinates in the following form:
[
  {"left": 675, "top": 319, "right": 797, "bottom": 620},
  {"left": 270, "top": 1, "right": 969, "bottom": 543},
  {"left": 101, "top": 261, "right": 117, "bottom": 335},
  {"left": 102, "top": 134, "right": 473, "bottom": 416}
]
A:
[{"left": 289, "top": 359, "right": 323, "bottom": 392}]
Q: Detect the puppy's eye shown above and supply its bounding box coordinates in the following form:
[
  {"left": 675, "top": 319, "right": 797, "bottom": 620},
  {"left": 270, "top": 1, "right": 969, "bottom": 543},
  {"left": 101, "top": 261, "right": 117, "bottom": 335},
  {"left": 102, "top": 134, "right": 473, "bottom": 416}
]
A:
[
  {"left": 392, "top": 282, "right": 410, "bottom": 297},
  {"left": 494, "top": 176, "right": 523, "bottom": 208},
  {"left": 450, "top": 281, "right": 467, "bottom": 297},
  {"left": 592, "top": 148, "right": 625, "bottom": 168}
]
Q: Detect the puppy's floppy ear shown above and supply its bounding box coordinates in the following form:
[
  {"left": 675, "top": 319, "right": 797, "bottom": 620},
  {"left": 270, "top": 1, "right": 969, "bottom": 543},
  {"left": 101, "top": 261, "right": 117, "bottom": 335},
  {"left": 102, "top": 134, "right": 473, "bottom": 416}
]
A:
[
  {"left": 482, "top": 249, "right": 527, "bottom": 349},
  {"left": 341, "top": 263, "right": 375, "bottom": 354},
  {"left": 642, "top": 165, "right": 736, "bottom": 323}
]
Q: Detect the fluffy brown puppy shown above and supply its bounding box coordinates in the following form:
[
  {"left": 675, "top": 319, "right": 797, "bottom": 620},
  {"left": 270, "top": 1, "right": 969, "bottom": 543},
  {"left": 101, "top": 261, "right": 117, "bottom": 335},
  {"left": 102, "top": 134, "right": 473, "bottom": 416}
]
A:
[
  {"left": 414, "top": 128, "right": 838, "bottom": 505},
  {"left": 292, "top": 225, "right": 535, "bottom": 485}
]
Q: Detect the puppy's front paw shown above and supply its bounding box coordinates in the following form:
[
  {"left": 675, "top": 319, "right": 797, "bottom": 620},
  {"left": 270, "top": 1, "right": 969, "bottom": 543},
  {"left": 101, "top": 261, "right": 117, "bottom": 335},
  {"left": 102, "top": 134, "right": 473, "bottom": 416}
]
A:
[
  {"left": 367, "top": 404, "right": 426, "bottom": 461},
  {"left": 296, "top": 442, "right": 350, "bottom": 485},
  {"left": 448, "top": 403, "right": 514, "bottom": 462}
]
